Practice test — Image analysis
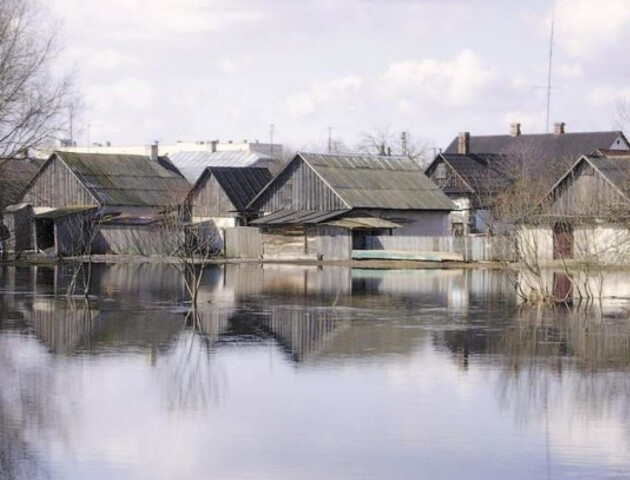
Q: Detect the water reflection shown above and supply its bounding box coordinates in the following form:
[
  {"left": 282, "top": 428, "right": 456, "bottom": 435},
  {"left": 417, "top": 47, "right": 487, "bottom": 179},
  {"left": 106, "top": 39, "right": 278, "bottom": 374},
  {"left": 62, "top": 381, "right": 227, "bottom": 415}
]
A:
[{"left": 1, "top": 264, "right": 630, "bottom": 478}]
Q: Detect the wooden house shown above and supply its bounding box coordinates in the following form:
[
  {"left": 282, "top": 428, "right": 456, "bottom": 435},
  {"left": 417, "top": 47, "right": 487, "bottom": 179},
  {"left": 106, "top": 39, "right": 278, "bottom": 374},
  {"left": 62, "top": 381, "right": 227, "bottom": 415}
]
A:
[
  {"left": 430, "top": 124, "right": 630, "bottom": 235},
  {"left": 11, "top": 151, "right": 191, "bottom": 256},
  {"left": 247, "top": 153, "right": 454, "bottom": 260},
  {"left": 522, "top": 151, "right": 630, "bottom": 264},
  {"left": 185, "top": 166, "right": 273, "bottom": 251},
  {"left": 424, "top": 152, "right": 511, "bottom": 235}
]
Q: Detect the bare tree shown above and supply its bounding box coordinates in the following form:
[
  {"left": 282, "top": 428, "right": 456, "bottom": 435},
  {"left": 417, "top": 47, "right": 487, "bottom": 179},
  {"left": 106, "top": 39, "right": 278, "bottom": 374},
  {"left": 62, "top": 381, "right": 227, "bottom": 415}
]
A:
[
  {"left": 153, "top": 207, "right": 221, "bottom": 308},
  {"left": 0, "top": 0, "right": 73, "bottom": 158},
  {"left": 356, "top": 127, "right": 432, "bottom": 167}
]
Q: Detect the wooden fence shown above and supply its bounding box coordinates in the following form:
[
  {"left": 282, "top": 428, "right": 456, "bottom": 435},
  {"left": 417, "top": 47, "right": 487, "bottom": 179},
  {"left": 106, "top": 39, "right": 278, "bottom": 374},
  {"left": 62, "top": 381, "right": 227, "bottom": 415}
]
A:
[
  {"left": 366, "top": 235, "right": 513, "bottom": 262},
  {"left": 224, "top": 227, "right": 263, "bottom": 259}
]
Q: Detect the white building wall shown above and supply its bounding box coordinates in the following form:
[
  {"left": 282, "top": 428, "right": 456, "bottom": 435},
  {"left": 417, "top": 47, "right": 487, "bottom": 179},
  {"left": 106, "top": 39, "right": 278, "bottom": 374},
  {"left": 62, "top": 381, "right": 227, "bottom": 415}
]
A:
[
  {"left": 517, "top": 226, "right": 554, "bottom": 264},
  {"left": 378, "top": 210, "right": 450, "bottom": 236},
  {"left": 574, "top": 225, "right": 630, "bottom": 265}
]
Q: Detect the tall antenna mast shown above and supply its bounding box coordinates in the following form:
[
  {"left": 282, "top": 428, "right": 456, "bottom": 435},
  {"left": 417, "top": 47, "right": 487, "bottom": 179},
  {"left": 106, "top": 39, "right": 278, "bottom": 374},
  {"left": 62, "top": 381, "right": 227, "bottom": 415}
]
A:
[{"left": 545, "top": 2, "right": 555, "bottom": 133}]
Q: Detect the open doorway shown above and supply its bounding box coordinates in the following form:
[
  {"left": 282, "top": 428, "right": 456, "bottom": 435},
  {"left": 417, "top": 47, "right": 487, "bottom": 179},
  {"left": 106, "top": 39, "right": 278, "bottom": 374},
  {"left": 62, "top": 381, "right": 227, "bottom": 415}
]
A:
[{"left": 34, "top": 218, "right": 55, "bottom": 251}]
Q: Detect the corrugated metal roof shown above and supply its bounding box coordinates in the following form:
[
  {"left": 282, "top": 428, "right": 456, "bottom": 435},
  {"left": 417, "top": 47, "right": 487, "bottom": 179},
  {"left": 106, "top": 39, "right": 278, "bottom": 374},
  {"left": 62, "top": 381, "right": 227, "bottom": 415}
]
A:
[
  {"left": 55, "top": 152, "right": 191, "bottom": 207},
  {"left": 587, "top": 154, "right": 630, "bottom": 196},
  {"left": 168, "top": 150, "right": 280, "bottom": 183},
  {"left": 250, "top": 210, "right": 348, "bottom": 225},
  {"left": 298, "top": 153, "right": 454, "bottom": 211},
  {"left": 196, "top": 167, "right": 273, "bottom": 211},
  {"left": 0, "top": 158, "right": 44, "bottom": 209}
]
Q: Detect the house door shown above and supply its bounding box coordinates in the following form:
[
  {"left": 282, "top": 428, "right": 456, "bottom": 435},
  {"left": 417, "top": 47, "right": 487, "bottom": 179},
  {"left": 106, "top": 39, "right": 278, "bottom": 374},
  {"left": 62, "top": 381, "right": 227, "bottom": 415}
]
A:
[{"left": 553, "top": 222, "right": 573, "bottom": 259}]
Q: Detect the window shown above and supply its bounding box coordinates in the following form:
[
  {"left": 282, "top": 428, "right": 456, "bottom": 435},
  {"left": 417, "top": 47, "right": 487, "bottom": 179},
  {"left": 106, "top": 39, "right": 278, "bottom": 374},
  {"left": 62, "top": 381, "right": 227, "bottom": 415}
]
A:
[{"left": 436, "top": 163, "right": 446, "bottom": 180}]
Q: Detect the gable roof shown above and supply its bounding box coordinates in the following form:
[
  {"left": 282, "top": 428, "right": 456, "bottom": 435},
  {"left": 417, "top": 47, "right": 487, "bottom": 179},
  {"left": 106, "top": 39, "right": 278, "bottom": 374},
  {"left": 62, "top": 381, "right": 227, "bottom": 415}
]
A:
[
  {"left": 256, "top": 152, "right": 453, "bottom": 211},
  {"left": 168, "top": 150, "right": 279, "bottom": 183},
  {"left": 444, "top": 131, "right": 627, "bottom": 178},
  {"left": 192, "top": 166, "right": 273, "bottom": 211},
  {"left": 0, "top": 158, "right": 44, "bottom": 210},
  {"left": 546, "top": 152, "right": 630, "bottom": 208},
  {"left": 47, "top": 152, "right": 191, "bottom": 207},
  {"left": 426, "top": 153, "right": 513, "bottom": 196}
]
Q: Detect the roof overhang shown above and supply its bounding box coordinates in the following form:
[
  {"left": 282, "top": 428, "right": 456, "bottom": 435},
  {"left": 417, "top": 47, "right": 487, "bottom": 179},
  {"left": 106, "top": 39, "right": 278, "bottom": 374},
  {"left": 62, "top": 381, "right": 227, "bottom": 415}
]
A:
[
  {"left": 323, "top": 217, "right": 400, "bottom": 230},
  {"left": 34, "top": 206, "right": 98, "bottom": 219}
]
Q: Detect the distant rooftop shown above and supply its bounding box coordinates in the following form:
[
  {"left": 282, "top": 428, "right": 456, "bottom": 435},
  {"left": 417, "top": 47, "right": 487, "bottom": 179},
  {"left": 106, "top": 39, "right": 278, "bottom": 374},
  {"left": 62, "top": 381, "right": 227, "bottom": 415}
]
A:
[
  {"left": 169, "top": 150, "right": 280, "bottom": 183},
  {"left": 38, "top": 140, "right": 283, "bottom": 161}
]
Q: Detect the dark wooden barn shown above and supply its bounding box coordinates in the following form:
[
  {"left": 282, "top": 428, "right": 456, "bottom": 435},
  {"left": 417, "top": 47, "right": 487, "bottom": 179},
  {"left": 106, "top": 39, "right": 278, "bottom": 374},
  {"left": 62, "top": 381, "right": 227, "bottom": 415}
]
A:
[{"left": 10, "top": 151, "right": 191, "bottom": 256}]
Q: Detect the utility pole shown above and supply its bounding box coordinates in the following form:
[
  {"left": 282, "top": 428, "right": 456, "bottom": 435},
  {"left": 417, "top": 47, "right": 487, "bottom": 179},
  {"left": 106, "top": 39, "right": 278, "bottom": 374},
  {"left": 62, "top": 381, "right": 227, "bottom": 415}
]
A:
[
  {"left": 401, "top": 131, "right": 408, "bottom": 156},
  {"left": 328, "top": 127, "right": 334, "bottom": 153},
  {"left": 545, "top": 2, "right": 555, "bottom": 133},
  {"left": 270, "top": 123, "right": 274, "bottom": 156}
]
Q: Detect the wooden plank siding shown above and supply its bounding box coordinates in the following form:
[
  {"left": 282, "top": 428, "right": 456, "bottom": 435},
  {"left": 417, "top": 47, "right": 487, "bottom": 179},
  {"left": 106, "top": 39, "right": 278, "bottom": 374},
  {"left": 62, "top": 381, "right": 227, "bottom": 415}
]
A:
[
  {"left": 551, "top": 162, "right": 626, "bottom": 218},
  {"left": 254, "top": 158, "right": 347, "bottom": 212},
  {"left": 191, "top": 174, "right": 238, "bottom": 218},
  {"left": 224, "top": 227, "right": 263, "bottom": 258},
  {"left": 22, "top": 156, "right": 98, "bottom": 208}
]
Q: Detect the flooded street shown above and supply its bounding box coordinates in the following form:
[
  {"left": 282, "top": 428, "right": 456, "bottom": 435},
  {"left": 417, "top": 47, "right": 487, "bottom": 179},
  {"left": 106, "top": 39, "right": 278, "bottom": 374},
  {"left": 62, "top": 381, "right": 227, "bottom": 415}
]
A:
[{"left": 1, "top": 264, "right": 630, "bottom": 479}]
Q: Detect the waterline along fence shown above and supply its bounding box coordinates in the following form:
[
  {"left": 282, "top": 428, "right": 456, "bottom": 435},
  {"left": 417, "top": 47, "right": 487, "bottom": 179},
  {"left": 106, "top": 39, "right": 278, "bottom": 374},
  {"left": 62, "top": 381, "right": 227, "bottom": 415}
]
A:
[
  {"left": 224, "top": 226, "right": 513, "bottom": 262},
  {"left": 364, "top": 235, "right": 513, "bottom": 262}
]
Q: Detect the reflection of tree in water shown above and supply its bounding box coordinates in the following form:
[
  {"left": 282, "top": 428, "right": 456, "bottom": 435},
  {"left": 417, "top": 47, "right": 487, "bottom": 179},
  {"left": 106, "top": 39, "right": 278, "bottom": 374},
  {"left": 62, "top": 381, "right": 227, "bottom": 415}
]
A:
[
  {"left": 490, "top": 308, "right": 630, "bottom": 432},
  {"left": 157, "top": 308, "right": 228, "bottom": 411}
]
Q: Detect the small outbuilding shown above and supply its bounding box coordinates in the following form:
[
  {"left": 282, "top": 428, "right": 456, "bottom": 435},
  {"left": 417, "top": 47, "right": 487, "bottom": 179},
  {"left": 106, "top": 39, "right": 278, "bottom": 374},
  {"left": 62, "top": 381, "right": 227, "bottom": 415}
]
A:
[{"left": 247, "top": 152, "right": 454, "bottom": 260}]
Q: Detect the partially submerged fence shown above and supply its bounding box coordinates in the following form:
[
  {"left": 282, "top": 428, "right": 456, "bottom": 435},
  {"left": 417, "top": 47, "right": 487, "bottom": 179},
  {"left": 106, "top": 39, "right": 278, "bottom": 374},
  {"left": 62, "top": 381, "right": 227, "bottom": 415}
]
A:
[
  {"left": 224, "top": 227, "right": 263, "bottom": 259},
  {"left": 365, "top": 235, "right": 514, "bottom": 262},
  {"left": 224, "top": 226, "right": 513, "bottom": 263}
]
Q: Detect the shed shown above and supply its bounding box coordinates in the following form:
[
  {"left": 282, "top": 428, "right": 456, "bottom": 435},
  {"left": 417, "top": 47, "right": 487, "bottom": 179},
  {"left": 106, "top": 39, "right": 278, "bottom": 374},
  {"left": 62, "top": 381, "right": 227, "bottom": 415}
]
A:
[
  {"left": 15, "top": 151, "right": 191, "bottom": 256},
  {"left": 247, "top": 153, "right": 453, "bottom": 260}
]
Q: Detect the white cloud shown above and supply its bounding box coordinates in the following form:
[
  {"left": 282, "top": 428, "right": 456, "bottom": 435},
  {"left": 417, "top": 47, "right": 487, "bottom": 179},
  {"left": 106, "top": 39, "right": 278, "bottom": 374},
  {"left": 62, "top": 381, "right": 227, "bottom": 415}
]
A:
[
  {"left": 501, "top": 110, "right": 547, "bottom": 133},
  {"left": 378, "top": 50, "right": 497, "bottom": 106},
  {"left": 554, "top": 0, "right": 630, "bottom": 57},
  {"left": 587, "top": 86, "right": 630, "bottom": 107},
  {"left": 49, "top": 0, "right": 264, "bottom": 38},
  {"left": 555, "top": 63, "right": 584, "bottom": 80},
  {"left": 286, "top": 75, "right": 364, "bottom": 117}
]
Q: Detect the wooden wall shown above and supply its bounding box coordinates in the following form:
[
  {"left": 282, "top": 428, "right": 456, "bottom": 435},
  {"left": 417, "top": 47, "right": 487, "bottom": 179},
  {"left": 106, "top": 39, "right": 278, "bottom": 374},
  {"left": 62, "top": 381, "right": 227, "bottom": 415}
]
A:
[
  {"left": 224, "top": 227, "right": 263, "bottom": 258},
  {"left": 316, "top": 225, "right": 352, "bottom": 260},
  {"left": 191, "top": 175, "right": 237, "bottom": 218},
  {"left": 23, "top": 156, "right": 98, "bottom": 208},
  {"left": 254, "top": 158, "right": 346, "bottom": 212},
  {"left": 551, "top": 161, "right": 626, "bottom": 217},
  {"left": 261, "top": 225, "right": 312, "bottom": 258}
]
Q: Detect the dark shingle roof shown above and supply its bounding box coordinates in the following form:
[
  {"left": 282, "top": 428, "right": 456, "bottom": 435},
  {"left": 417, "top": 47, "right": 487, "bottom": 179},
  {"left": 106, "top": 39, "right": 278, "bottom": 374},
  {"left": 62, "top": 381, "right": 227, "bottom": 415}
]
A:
[
  {"left": 195, "top": 167, "right": 273, "bottom": 211},
  {"left": 54, "top": 152, "right": 191, "bottom": 207},
  {"left": 444, "top": 131, "right": 626, "bottom": 177},
  {"left": 298, "top": 153, "right": 454, "bottom": 210},
  {"left": 436, "top": 153, "right": 513, "bottom": 196}
]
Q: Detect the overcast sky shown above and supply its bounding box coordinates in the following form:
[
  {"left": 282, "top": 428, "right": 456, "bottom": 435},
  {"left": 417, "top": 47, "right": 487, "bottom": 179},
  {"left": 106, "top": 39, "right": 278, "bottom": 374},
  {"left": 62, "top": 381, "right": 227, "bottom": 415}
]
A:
[{"left": 47, "top": 0, "right": 630, "bottom": 152}]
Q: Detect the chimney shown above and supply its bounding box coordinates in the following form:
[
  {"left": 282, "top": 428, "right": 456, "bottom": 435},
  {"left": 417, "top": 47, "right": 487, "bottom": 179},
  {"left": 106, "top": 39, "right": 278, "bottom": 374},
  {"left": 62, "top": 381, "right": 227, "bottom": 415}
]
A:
[
  {"left": 458, "top": 132, "right": 470, "bottom": 155},
  {"left": 554, "top": 122, "right": 566, "bottom": 135},
  {"left": 510, "top": 123, "right": 521, "bottom": 137},
  {"left": 211, "top": 140, "right": 218, "bottom": 152},
  {"left": 150, "top": 143, "right": 158, "bottom": 162}
]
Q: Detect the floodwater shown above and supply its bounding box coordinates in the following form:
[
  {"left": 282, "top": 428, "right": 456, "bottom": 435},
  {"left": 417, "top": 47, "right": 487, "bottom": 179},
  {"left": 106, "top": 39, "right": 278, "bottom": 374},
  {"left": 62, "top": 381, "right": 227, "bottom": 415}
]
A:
[{"left": 1, "top": 264, "right": 630, "bottom": 480}]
